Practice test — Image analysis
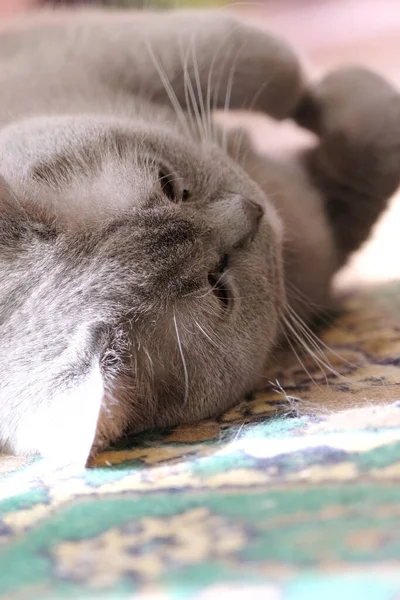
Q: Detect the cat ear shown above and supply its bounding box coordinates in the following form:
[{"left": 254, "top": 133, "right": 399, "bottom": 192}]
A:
[{"left": 3, "top": 362, "right": 104, "bottom": 471}]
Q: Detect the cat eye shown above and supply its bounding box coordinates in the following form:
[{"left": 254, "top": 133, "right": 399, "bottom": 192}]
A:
[
  {"left": 208, "top": 254, "right": 230, "bottom": 311},
  {"left": 159, "top": 170, "right": 177, "bottom": 202},
  {"left": 158, "top": 170, "right": 190, "bottom": 204}
]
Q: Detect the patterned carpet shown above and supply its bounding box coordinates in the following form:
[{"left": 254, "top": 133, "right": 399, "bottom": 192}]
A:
[{"left": 1, "top": 281, "right": 400, "bottom": 599}]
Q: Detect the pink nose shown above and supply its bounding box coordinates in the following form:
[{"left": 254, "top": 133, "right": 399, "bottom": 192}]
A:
[{"left": 243, "top": 198, "right": 264, "bottom": 236}]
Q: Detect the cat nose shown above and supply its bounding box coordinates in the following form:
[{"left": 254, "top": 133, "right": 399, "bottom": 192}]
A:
[{"left": 243, "top": 198, "right": 264, "bottom": 235}]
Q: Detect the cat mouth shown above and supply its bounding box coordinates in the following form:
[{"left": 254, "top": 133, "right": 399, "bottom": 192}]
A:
[
  {"left": 208, "top": 253, "right": 231, "bottom": 311},
  {"left": 208, "top": 272, "right": 231, "bottom": 311}
]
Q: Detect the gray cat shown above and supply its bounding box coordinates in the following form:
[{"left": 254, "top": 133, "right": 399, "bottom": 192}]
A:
[{"left": 0, "top": 8, "right": 399, "bottom": 467}]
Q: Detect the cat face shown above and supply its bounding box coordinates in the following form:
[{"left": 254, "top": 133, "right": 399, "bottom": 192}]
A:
[{"left": 0, "top": 115, "right": 285, "bottom": 442}]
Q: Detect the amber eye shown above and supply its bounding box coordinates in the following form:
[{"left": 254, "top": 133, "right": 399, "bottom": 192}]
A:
[
  {"left": 208, "top": 254, "right": 230, "bottom": 311},
  {"left": 159, "top": 170, "right": 177, "bottom": 202}
]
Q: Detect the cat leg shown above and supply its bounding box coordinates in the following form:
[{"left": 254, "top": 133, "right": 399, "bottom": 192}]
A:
[
  {"left": 104, "top": 12, "right": 306, "bottom": 120},
  {"left": 227, "top": 68, "right": 400, "bottom": 316},
  {"left": 3, "top": 363, "right": 104, "bottom": 471},
  {"left": 293, "top": 67, "right": 400, "bottom": 265},
  {"left": 0, "top": 179, "right": 108, "bottom": 468}
]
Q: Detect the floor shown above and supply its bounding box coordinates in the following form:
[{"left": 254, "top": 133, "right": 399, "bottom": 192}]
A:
[{"left": 0, "top": 0, "right": 399, "bottom": 285}]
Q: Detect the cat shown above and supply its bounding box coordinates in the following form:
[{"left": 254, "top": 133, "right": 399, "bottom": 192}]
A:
[{"left": 0, "top": 8, "right": 399, "bottom": 468}]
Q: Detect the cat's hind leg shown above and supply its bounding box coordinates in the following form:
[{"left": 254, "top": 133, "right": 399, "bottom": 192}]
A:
[{"left": 294, "top": 67, "right": 400, "bottom": 265}]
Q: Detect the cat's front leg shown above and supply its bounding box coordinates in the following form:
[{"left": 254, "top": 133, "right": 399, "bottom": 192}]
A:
[
  {"left": 2, "top": 363, "right": 104, "bottom": 470},
  {"left": 0, "top": 179, "right": 109, "bottom": 468},
  {"left": 112, "top": 12, "right": 306, "bottom": 120}
]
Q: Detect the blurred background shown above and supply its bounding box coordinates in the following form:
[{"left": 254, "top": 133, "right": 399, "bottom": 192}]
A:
[{"left": 0, "top": 0, "right": 399, "bottom": 287}]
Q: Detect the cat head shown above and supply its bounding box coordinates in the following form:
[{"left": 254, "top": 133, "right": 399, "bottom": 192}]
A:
[{"left": 0, "top": 114, "right": 285, "bottom": 454}]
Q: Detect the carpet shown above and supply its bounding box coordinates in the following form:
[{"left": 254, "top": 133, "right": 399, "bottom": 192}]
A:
[{"left": 1, "top": 281, "right": 400, "bottom": 599}]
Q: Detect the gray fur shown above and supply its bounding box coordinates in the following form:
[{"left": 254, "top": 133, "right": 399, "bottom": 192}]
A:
[{"left": 0, "top": 8, "right": 399, "bottom": 467}]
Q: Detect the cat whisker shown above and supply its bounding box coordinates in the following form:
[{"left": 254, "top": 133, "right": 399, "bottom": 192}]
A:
[
  {"left": 146, "top": 40, "right": 192, "bottom": 139},
  {"left": 281, "top": 303, "right": 388, "bottom": 393},
  {"left": 283, "top": 312, "right": 336, "bottom": 387},
  {"left": 269, "top": 378, "right": 302, "bottom": 417},
  {"left": 205, "top": 27, "right": 240, "bottom": 144},
  {"left": 155, "top": 173, "right": 183, "bottom": 186},
  {"left": 281, "top": 326, "right": 323, "bottom": 390},
  {"left": 180, "top": 41, "right": 203, "bottom": 141},
  {"left": 193, "top": 268, "right": 232, "bottom": 300},
  {"left": 286, "top": 303, "right": 356, "bottom": 369},
  {"left": 173, "top": 310, "right": 189, "bottom": 406},
  {"left": 285, "top": 311, "right": 336, "bottom": 373},
  {"left": 189, "top": 39, "right": 211, "bottom": 143},
  {"left": 221, "top": 47, "right": 242, "bottom": 152},
  {"left": 194, "top": 318, "right": 224, "bottom": 350}
]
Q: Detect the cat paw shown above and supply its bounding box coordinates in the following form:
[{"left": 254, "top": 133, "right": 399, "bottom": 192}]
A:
[
  {"left": 293, "top": 67, "right": 400, "bottom": 199},
  {"left": 293, "top": 67, "right": 400, "bottom": 139}
]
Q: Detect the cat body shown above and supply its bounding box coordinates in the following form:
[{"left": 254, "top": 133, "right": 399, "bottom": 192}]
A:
[{"left": 0, "top": 9, "right": 399, "bottom": 466}]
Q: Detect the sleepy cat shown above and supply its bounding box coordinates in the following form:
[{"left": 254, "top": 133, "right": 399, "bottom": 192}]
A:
[{"left": 0, "top": 8, "right": 399, "bottom": 467}]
